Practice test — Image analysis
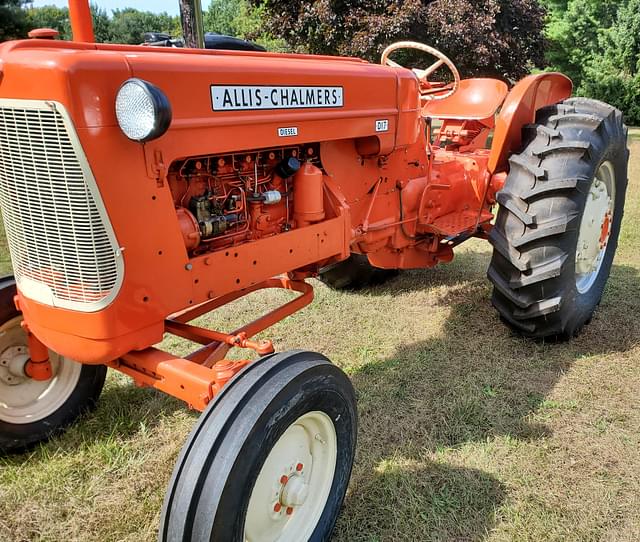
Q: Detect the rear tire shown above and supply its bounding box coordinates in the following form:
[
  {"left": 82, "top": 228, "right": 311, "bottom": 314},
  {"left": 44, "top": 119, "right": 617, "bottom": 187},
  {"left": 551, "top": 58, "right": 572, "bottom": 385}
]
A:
[
  {"left": 319, "top": 253, "right": 398, "bottom": 290},
  {"left": 160, "top": 350, "right": 357, "bottom": 542},
  {"left": 0, "top": 276, "right": 107, "bottom": 453},
  {"left": 488, "top": 98, "right": 629, "bottom": 339}
]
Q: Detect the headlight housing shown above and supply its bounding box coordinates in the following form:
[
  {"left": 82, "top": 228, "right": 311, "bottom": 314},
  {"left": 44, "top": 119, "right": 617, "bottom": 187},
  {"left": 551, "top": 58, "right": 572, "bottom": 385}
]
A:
[{"left": 115, "top": 78, "right": 172, "bottom": 142}]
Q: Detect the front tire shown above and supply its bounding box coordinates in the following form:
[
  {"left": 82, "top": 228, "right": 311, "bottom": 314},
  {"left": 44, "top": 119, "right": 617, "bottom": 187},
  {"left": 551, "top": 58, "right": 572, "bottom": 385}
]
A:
[
  {"left": 160, "top": 350, "right": 357, "bottom": 542},
  {"left": 488, "top": 98, "right": 629, "bottom": 338},
  {"left": 0, "top": 276, "right": 107, "bottom": 453}
]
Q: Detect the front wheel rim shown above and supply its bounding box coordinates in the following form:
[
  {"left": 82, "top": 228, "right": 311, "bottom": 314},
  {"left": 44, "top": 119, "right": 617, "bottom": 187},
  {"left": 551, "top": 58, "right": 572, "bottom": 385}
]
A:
[
  {"left": 575, "top": 161, "right": 616, "bottom": 294},
  {"left": 0, "top": 316, "right": 82, "bottom": 424},
  {"left": 244, "top": 410, "right": 338, "bottom": 542}
]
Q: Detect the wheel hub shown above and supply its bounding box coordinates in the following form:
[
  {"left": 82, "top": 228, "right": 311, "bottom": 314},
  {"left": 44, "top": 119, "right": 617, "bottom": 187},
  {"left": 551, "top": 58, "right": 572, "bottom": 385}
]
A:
[
  {"left": 0, "top": 345, "right": 29, "bottom": 386},
  {"left": 244, "top": 411, "right": 337, "bottom": 542},
  {"left": 0, "top": 315, "right": 82, "bottom": 424},
  {"left": 279, "top": 472, "right": 309, "bottom": 508},
  {"left": 575, "top": 161, "right": 615, "bottom": 294}
]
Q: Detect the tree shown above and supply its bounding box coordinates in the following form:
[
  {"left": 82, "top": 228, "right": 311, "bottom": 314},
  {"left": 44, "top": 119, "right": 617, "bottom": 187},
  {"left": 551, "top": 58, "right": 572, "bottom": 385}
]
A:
[
  {"left": 254, "top": 0, "right": 546, "bottom": 80},
  {"left": 24, "top": 3, "right": 114, "bottom": 41},
  {"left": 91, "top": 4, "right": 113, "bottom": 42},
  {"left": 544, "top": 0, "right": 621, "bottom": 86},
  {"left": 25, "top": 5, "right": 70, "bottom": 39},
  {"left": 109, "top": 8, "right": 177, "bottom": 44},
  {"left": 577, "top": 0, "right": 640, "bottom": 124},
  {"left": 204, "top": 0, "right": 287, "bottom": 51},
  {"left": 544, "top": 0, "right": 640, "bottom": 124},
  {"left": 0, "top": 0, "right": 28, "bottom": 41}
]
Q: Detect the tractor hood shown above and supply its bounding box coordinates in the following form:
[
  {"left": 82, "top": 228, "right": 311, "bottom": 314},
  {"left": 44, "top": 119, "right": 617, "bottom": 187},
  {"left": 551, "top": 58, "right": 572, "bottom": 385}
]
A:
[{"left": 0, "top": 40, "right": 422, "bottom": 158}]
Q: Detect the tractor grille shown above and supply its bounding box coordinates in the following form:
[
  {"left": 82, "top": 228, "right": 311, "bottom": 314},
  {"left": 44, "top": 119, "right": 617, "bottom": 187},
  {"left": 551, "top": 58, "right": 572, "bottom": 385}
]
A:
[{"left": 0, "top": 99, "right": 123, "bottom": 312}]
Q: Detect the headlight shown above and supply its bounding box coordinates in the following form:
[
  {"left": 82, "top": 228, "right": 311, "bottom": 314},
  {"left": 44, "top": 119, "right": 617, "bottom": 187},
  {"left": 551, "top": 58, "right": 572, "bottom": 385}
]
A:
[{"left": 115, "top": 78, "right": 172, "bottom": 142}]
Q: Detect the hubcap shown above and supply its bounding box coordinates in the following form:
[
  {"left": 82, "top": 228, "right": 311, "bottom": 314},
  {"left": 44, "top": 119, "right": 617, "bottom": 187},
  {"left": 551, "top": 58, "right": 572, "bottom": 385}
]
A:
[
  {"left": 0, "top": 316, "right": 82, "bottom": 424},
  {"left": 244, "top": 411, "right": 338, "bottom": 542},
  {"left": 575, "top": 161, "right": 616, "bottom": 294}
]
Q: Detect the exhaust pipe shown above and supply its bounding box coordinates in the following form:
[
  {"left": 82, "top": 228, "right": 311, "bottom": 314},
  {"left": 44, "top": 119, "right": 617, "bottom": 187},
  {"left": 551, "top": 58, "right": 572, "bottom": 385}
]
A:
[{"left": 69, "top": 0, "right": 95, "bottom": 43}]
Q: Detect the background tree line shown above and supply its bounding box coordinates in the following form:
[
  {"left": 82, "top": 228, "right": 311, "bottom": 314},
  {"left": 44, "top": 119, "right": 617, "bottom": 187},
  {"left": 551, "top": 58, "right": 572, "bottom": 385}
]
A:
[{"left": 1, "top": 0, "right": 639, "bottom": 124}]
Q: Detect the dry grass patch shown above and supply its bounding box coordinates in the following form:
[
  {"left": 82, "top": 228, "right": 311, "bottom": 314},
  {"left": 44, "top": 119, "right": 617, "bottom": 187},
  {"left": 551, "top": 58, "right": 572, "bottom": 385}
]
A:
[{"left": 0, "top": 135, "right": 639, "bottom": 541}]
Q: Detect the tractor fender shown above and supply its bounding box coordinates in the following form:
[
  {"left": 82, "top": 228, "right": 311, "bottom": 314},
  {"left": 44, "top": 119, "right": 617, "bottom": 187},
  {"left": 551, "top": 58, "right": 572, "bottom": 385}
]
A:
[{"left": 488, "top": 72, "right": 573, "bottom": 174}]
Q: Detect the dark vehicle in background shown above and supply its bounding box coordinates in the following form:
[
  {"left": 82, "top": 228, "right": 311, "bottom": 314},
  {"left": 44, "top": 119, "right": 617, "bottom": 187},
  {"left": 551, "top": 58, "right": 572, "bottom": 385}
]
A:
[{"left": 143, "top": 31, "right": 266, "bottom": 51}]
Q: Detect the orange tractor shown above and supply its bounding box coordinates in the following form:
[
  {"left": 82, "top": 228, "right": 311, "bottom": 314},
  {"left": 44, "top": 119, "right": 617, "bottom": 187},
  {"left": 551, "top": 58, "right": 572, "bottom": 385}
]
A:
[{"left": 0, "top": 1, "right": 629, "bottom": 540}]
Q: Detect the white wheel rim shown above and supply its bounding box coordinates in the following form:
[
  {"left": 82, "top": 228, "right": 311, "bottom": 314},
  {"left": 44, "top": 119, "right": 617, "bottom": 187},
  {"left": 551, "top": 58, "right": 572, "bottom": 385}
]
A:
[
  {"left": 0, "top": 315, "right": 82, "bottom": 424},
  {"left": 575, "top": 161, "right": 616, "bottom": 294},
  {"left": 244, "top": 411, "right": 338, "bottom": 542}
]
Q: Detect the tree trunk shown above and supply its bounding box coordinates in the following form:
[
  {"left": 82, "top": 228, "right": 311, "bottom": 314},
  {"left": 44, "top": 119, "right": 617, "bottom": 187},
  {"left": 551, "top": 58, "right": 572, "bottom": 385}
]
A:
[{"left": 179, "top": 0, "right": 204, "bottom": 48}]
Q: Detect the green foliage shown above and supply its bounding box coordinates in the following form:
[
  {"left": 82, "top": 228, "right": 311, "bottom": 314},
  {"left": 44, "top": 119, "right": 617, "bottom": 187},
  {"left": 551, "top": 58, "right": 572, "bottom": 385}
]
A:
[
  {"left": 203, "top": 0, "right": 288, "bottom": 51},
  {"left": 21, "top": 3, "right": 179, "bottom": 45},
  {"left": 18, "top": 1, "right": 284, "bottom": 51},
  {"left": 544, "top": 0, "right": 621, "bottom": 84},
  {"left": 91, "top": 5, "right": 113, "bottom": 43},
  {"left": 25, "top": 5, "right": 70, "bottom": 39},
  {"left": 109, "top": 8, "right": 176, "bottom": 44},
  {"left": 0, "top": 0, "right": 28, "bottom": 41},
  {"left": 254, "top": 0, "right": 547, "bottom": 80},
  {"left": 546, "top": 0, "right": 640, "bottom": 125}
]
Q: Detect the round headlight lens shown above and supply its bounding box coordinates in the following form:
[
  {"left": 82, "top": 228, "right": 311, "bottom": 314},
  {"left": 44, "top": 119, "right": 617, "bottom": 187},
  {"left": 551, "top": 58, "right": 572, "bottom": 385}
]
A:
[{"left": 115, "top": 78, "right": 172, "bottom": 142}]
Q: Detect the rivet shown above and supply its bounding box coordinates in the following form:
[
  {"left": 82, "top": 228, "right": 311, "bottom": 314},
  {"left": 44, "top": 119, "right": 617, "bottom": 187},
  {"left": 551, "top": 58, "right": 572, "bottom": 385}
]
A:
[
  {"left": 280, "top": 475, "right": 288, "bottom": 485},
  {"left": 208, "top": 291, "right": 215, "bottom": 299},
  {"left": 273, "top": 503, "right": 282, "bottom": 513},
  {"left": 286, "top": 507, "right": 294, "bottom": 515},
  {"left": 185, "top": 263, "right": 193, "bottom": 271},
  {"left": 296, "top": 463, "right": 304, "bottom": 472}
]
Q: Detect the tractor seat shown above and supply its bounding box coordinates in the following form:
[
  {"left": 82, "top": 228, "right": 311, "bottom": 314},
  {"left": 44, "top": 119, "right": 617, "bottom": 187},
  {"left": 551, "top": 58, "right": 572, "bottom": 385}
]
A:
[{"left": 422, "top": 78, "right": 509, "bottom": 120}]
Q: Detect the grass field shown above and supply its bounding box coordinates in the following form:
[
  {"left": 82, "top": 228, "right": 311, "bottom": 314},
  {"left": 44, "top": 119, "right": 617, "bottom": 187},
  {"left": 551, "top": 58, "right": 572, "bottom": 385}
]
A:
[{"left": 0, "top": 130, "right": 639, "bottom": 542}]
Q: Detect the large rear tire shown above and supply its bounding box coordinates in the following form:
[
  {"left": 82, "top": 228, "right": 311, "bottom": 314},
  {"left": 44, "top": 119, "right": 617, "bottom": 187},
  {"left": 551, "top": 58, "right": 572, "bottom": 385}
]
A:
[
  {"left": 0, "top": 276, "right": 107, "bottom": 453},
  {"left": 160, "top": 350, "right": 357, "bottom": 542},
  {"left": 488, "top": 98, "right": 629, "bottom": 339},
  {"left": 319, "top": 253, "right": 398, "bottom": 290}
]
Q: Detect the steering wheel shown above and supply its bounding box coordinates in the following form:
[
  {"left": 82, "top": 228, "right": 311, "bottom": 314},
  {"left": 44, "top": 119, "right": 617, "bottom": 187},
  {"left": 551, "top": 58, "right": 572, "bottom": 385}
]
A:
[{"left": 381, "top": 41, "right": 461, "bottom": 101}]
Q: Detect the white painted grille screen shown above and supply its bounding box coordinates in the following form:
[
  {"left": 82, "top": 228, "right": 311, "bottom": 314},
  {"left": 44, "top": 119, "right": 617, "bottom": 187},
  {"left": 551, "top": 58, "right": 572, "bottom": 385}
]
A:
[{"left": 0, "top": 100, "right": 123, "bottom": 311}]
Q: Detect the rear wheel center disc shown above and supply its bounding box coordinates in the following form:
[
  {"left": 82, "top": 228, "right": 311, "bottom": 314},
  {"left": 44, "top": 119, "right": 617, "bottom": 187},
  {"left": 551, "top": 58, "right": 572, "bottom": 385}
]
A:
[{"left": 575, "top": 161, "right": 616, "bottom": 294}]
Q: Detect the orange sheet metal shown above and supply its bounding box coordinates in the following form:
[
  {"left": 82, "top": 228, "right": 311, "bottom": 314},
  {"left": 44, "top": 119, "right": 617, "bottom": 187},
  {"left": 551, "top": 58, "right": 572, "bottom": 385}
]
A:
[{"left": 69, "top": 0, "right": 95, "bottom": 43}]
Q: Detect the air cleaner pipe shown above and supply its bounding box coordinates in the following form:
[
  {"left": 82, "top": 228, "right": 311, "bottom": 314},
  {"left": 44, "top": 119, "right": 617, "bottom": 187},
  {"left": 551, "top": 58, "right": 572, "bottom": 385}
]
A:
[{"left": 69, "top": 0, "right": 95, "bottom": 43}]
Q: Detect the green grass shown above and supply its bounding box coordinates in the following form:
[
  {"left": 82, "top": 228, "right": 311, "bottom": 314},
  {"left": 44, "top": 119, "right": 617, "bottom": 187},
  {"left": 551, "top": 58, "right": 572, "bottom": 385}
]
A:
[{"left": 1, "top": 135, "right": 640, "bottom": 541}]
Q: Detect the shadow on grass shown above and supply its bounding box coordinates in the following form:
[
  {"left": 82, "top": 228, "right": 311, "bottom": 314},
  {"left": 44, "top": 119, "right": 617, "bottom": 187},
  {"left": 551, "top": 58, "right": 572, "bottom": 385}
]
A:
[
  {"left": 1, "top": 382, "right": 190, "bottom": 466},
  {"left": 4, "top": 254, "right": 638, "bottom": 540},
  {"left": 340, "top": 249, "right": 494, "bottom": 296},
  {"left": 334, "top": 261, "right": 640, "bottom": 541}
]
